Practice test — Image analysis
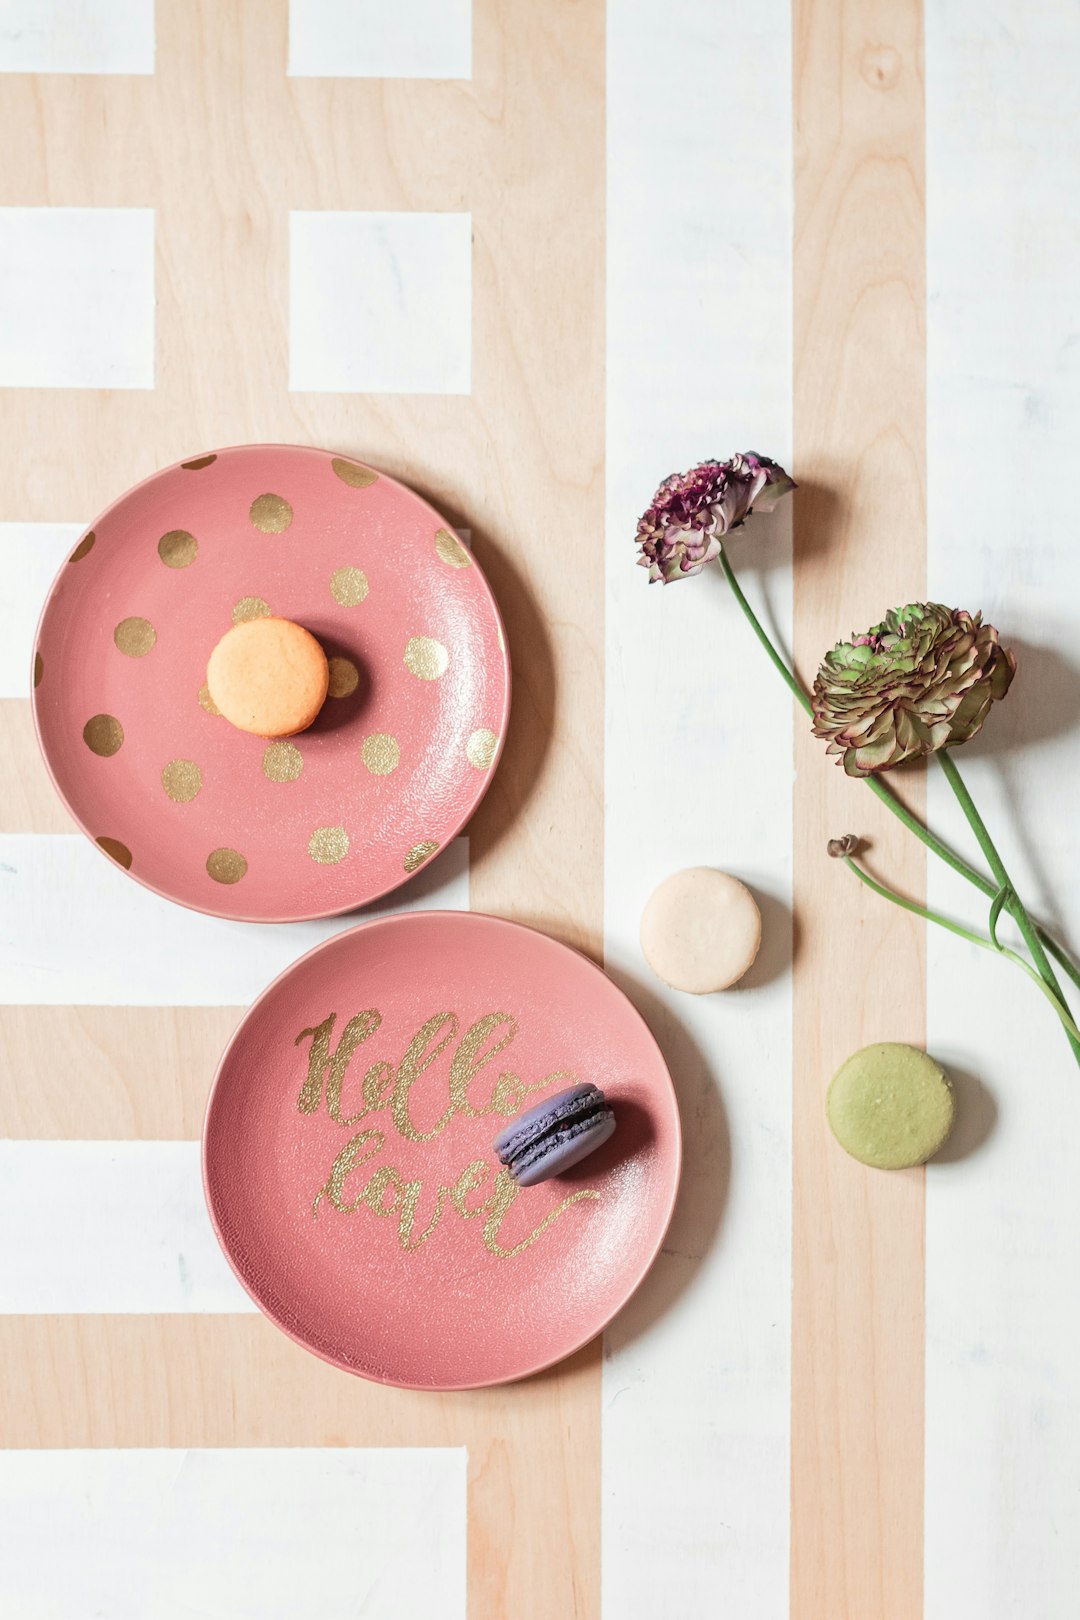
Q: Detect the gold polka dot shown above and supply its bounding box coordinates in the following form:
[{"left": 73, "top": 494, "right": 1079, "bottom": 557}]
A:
[
  {"left": 207, "top": 848, "right": 247, "bottom": 884},
  {"left": 434, "top": 528, "right": 471, "bottom": 569},
  {"left": 69, "top": 530, "right": 96, "bottom": 563},
  {"left": 158, "top": 529, "right": 198, "bottom": 569},
  {"left": 330, "top": 566, "right": 369, "bottom": 607},
  {"left": 263, "top": 741, "right": 304, "bottom": 782},
  {"left": 404, "top": 840, "right": 440, "bottom": 874},
  {"left": 198, "top": 683, "right": 221, "bottom": 717},
  {"left": 404, "top": 636, "right": 449, "bottom": 681},
  {"left": 114, "top": 616, "right": 156, "bottom": 657},
  {"left": 181, "top": 454, "right": 217, "bottom": 470},
  {"left": 232, "top": 595, "right": 271, "bottom": 624},
  {"left": 96, "top": 836, "right": 132, "bottom": 869},
  {"left": 33, "top": 651, "right": 43, "bottom": 688},
  {"left": 83, "top": 714, "right": 123, "bottom": 757},
  {"left": 161, "top": 758, "right": 203, "bottom": 803},
  {"left": 327, "top": 656, "right": 360, "bottom": 698},
  {"left": 331, "top": 457, "right": 378, "bottom": 489},
  {"left": 309, "top": 825, "right": 349, "bottom": 865},
  {"left": 466, "top": 728, "right": 499, "bottom": 770},
  {"left": 249, "top": 493, "right": 293, "bottom": 533},
  {"left": 361, "top": 733, "right": 400, "bottom": 775}
]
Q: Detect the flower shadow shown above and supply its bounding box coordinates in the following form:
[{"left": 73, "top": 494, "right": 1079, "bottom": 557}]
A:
[
  {"left": 967, "top": 638, "right": 1080, "bottom": 756},
  {"left": 779, "top": 474, "right": 842, "bottom": 569},
  {"left": 706, "top": 477, "right": 843, "bottom": 681},
  {"left": 961, "top": 638, "right": 1080, "bottom": 940},
  {"left": 724, "top": 474, "right": 840, "bottom": 577}
]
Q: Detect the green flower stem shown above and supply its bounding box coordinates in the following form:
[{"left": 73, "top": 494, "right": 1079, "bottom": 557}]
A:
[
  {"left": 718, "top": 547, "right": 812, "bottom": 715},
  {"left": 841, "top": 856, "right": 1080, "bottom": 1050},
  {"left": 913, "top": 844, "right": 1080, "bottom": 993},
  {"left": 936, "top": 749, "right": 1080, "bottom": 1065},
  {"left": 717, "top": 545, "right": 1080, "bottom": 996},
  {"left": 1013, "top": 912, "right": 1079, "bottom": 991}
]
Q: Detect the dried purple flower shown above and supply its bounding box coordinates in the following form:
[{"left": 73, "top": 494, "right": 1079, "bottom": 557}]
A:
[{"left": 635, "top": 453, "right": 796, "bottom": 584}]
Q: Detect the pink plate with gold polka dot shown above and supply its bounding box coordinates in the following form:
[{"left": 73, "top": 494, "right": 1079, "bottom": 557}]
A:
[
  {"left": 202, "top": 911, "right": 682, "bottom": 1388},
  {"left": 31, "top": 444, "right": 509, "bottom": 921}
]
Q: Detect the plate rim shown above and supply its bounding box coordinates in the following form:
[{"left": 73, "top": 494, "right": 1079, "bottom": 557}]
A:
[
  {"left": 29, "top": 442, "right": 512, "bottom": 924},
  {"left": 201, "top": 908, "right": 684, "bottom": 1390}
]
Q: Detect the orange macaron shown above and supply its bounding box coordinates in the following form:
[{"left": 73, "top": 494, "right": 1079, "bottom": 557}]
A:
[{"left": 206, "top": 617, "right": 330, "bottom": 737}]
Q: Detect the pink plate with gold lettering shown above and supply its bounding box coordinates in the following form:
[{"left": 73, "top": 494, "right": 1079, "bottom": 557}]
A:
[
  {"left": 31, "top": 444, "right": 509, "bottom": 922},
  {"left": 202, "top": 911, "right": 682, "bottom": 1388}
]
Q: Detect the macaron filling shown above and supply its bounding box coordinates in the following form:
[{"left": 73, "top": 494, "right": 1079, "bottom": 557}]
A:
[{"left": 494, "top": 1083, "right": 616, "bottom": 1187}]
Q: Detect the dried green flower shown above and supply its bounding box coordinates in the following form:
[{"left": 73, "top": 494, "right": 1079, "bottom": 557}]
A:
[{"left": 811, "top": 603, "right": 1016, "bottom": 777}]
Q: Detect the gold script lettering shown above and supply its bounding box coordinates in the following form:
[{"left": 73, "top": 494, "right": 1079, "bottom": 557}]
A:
[
  {"left": 297, "top": 1006, "right": 604, "bottom": 1259},
  {"left": 390, "top": 1012, "right": 459, "bottom": 1142},
  {"left": 399, "top": 1178, "right": 449, "bottom": 1252},
  {"left": 296, "top": 1010, "right": 382, "bottom": 1124},
  {"left": 481, "top": 1167, "right": 600, "bottom": 1257},
  {"left": 316, "top": 1140, "right": 600, "bottom": 1259},
  {"left": 449, "top": 1013, "right": 519, "bottom": 1115},
  {"left": 491, "top": 1067, "right": 576, "bottom": 1116},
  {"left": 312, "top": 1128, "right": 385, "bottom": 1216},
  {"left": 362, "top": 1059, "right": 395, "bottom": 1112},
  {"left": 449, "top": 1158, "right": 492, "bottom": 1216},
  {"left": 362, "top": 1165, "right": 403, "bottom": 1217}
]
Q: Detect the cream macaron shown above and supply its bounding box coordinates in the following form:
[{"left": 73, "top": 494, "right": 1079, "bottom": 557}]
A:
[{"left": 640, "top": 866, "right": 762, "bottom": 993}]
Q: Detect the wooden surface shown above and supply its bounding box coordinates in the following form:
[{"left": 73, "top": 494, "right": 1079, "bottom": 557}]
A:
[
  {"left": 0, "top": 4, "right": 603, "bottom": 1619},
  {"left": 792, "top": 0, "right": 927, "bottom": 1614},
  {"left": 3, "top": 0, "right": 1080, "bottom": 1615}
]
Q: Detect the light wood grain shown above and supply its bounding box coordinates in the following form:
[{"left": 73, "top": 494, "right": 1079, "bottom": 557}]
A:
[
  {"left": 792, "top": 0, "right": 927, "bottom": 1615},
  {"left": 0, "top": 1315, "right": 598, "bottom": 1620},
  {"left": 0, "top": 1007, "right": 242, "bottom": 1138},
  {"left": 0, "top": 3, "right": 604, "bottom": 1617}
]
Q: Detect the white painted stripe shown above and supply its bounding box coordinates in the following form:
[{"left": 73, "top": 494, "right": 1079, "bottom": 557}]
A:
[
  {"left": 0, "top": 208, "right": 154, "bottom": 389},
  {"left": 288, "top": 0, "right": 471, "bottom": 79},
  {"left": 289, "top": 211, "right": 472, "bottom": 394},
  {"left": 0, "top": 834, "right": 469, "bottom": 1005},
  {"left": 0, "top": 0, "right": 154, "bottom": 75},
  {"left": 0, "top": 523, "right": 82, "bottom": 697},
  {"left": 925, "top": 3, "right": 1080, "bottom": 1615},
  {"left": 0, "top": 1140, "right": 252, "bottom": 1314},
  {"left": 604, "top": 1, "right": 793, "bottom": 1612},
  {"left": 0, "top": 1448, "right": 467, "bottom": 1617}
]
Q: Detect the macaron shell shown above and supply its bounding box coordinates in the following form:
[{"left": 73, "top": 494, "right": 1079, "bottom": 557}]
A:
[
  {"left": 206, "top": 617, "right": 329, "bottom": 737},
  {"left": 514, "top": 1108, "right": 617, "bottom": 1187},
  {"left": 493, "top": 1082, "right": 601, "bottom": 1159},
  {"left": 827, "top": 1042, "right": 955, "bottom": 1169},
  {"left": 640, "top": 867, "right": 762, "bottom": 993}
]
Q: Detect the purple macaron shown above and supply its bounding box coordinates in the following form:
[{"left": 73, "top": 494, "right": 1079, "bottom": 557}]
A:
[{"left": 493, "top": 1083, "right": 616, "bottom": 1187}]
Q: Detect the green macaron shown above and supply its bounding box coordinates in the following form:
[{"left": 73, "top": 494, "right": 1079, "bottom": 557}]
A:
[{"left": 826, "top": 1043, "right": 954, "bottom": 1169}]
